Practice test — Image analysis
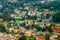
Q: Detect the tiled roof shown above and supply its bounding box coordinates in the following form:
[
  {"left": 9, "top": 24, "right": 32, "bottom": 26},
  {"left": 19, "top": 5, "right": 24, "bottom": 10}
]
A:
[
  {"left": 51, "top": 27, "right": 60, "bottom": 33},
  {"left": 36, "top": 36, "right": 45, "bottom": 40}
]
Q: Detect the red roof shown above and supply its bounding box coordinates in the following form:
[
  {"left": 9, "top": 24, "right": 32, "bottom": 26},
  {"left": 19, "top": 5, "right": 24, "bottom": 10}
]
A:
[
  {"left": 36, "top": 36, "right": 45, "bottom": 40},
  {"left": 51, "top": 27, "right": 60, "bottom": 33}
]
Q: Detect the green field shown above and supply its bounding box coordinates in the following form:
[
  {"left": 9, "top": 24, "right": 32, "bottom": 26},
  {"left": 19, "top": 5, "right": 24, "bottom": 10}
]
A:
[{"left": 16, "top": 20, "right": 25, "bottom": 22}]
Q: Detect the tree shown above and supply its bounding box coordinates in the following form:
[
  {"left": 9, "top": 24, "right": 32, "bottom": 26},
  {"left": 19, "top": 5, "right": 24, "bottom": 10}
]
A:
[
  {"left": 34, "top": 24, "right": 41, "bottom": 31},
  {"left": 18, "top": 33, "right": 26, "bottom": 40},
  {"left": 57, "top": 34, "right": 60, "bottom": 40},
  {"left": 45, "top": 34, "right": 50, "bottom": 40},
  {"left": 46, "top": 13, "right": 51, "bottom": 19},
  {"left": 0, "top": 24, "right": 6, "bottom": 33},
  {"left": 1, "top": 12, "right": 15, "bottom": 21},
  {"left": 52, "top": 11, "right": 60, "bottom": 23},
  {"left": 2, "top": 12, "right": 10, "bottom": 21},
  {"left": 7, "top": 22, "right": 11, "bottom": 28},
  {"left": 30, "top": 35, "right": 36, "bottom": 40},
  {"left": 27, "top": 15, "right": 37, "bottom": 20}
]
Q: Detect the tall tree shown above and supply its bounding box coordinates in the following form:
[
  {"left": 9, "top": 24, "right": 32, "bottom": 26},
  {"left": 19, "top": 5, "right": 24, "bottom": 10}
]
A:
[
  {"left": 52, "top": 11, "right": 60, "bottom": 23},
  {"left": 0, "top": 24, "right": 6, "bottom": 33},
  {"left": 2, "top": 12, "right": 10, "bottom": 21}
]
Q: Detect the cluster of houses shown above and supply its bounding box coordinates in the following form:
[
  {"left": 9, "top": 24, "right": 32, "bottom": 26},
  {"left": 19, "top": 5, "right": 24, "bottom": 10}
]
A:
[
  {"left": 1, "top": 10, "right": 59, "bottom": 40},
  {"left": 0, "top": 0, "right": 60, "bottom": 40}
]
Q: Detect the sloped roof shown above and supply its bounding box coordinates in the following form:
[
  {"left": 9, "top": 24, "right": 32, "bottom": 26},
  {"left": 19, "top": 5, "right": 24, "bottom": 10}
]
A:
[{"left": 51, "top": 26, "right": 60, "bottom": 33}]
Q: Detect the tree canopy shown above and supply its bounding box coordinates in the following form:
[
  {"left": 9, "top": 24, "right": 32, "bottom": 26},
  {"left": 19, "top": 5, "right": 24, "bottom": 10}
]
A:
[
  {"left": 0, "top": 24, "right": 6, "bottom": 33},
  {"left": 52, "top": 11, "right": 60, "bottom": 23}
]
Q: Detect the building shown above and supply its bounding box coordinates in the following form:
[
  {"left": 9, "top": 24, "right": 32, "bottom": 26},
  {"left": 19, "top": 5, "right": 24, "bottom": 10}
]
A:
[
  {"left": 8, "top": 0, "right": 18, "bottom": 2},
  {"left": 28, "top": 20, "right": 34, "bottom": 25},
  {"left": 51, "top": 26, "right": 60, "bottom": 33},
  {"left": 36, "top": 36, "right": 45, "bottom": 40}
]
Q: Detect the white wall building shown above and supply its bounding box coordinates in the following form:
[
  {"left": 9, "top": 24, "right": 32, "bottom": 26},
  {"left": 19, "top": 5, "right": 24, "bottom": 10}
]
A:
[{"left": 8, "top": 0, "right": 18, "bottom": 3}]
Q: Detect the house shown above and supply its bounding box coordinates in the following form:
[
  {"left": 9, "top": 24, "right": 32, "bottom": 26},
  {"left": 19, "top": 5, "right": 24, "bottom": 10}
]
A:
[
  {"left": 14, "top": 9, "right": 20, "bottom": 14},
  {"left": 51, "top": 26, "right": 60, "bottom": 33},
  {"left": 40, "top": 1, "right": 45, "bottom": 4},
  {"left": 10, "top": 14, "right": 16, "bottom": 18},
  {"left": 0, "top": 5, "right": 3, "bottom": 9},
  {"left": 28, "top": 11, "right": 36, "bottom": 16},
  {"left": 24, "top": 6, "right": 30, "bottom": 10},
  {"left": 0, "top": 18, "right": 3, "bottom": 22},
  {"left": 36, "top": 36, "right": 45, "bottom": 40},
  {"left": 28, "top": 20, "right": 34, "bottom": 25},
  {"left": 8, "top": 0, "right": 18, "bottom": 3}
]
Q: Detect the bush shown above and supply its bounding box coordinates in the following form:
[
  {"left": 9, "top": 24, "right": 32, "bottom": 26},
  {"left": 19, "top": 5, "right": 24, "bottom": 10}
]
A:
[
  {"left": 57, "top": 34, "right": 60, "bottom": 40},
  {"left": 19, "top": 35, "right": 26, "bottom": 40},
  {"left": 45, "top": 34, "right": 50, "bottom": 40},
  {"left": 52, "top": 11, "right": 60, "bottom": 23},
  {"left": 7, "top": 22, "right": 11, "bottom": 28},
  {"left": 0, "top": 24, "right": 7, "bottom": 33}
]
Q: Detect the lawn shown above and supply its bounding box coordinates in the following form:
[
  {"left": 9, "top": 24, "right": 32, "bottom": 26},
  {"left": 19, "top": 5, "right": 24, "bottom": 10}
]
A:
[{"left": 16, "top": 20, "right": 25, "bottom": 22}]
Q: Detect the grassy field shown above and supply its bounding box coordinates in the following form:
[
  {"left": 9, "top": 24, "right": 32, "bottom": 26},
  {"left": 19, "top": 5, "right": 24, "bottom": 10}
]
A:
[{"left": 16, "top": 20, "right": 25, "bottom": 22}]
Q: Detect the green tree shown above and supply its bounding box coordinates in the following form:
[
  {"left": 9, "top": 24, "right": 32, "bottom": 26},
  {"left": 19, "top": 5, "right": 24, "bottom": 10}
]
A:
[
  {"left": 52, "top": 11, "right": 60, "bottom": 23},
  {"left": 0, "top": 24, "right": 6, "bottom": 33},
  {"left": 45, "top": 34, "right": 50, "bottom": 40},
  {"left": 30, "top": 35, "right": 36, "bottom": 40},
  {"left": 19, "top": 34, "right": 26, "bottom": 40},
  {"left": 46, "top": 13, "right": 51, "bottom": 19},
  {"left": 57, "top": 34, "right": 60, "bottom": 40},
  {"left": 2, "top": 12, "right": 10, "bottom": 21},
  {"left": 7, "top": 22, "right": 11, "bottom": 28}
]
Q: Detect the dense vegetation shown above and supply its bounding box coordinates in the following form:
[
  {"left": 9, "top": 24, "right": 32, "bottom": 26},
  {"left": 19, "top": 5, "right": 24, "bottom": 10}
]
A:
[{"left": 53, "top": 11, "right": 60, "bottom": 23}]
